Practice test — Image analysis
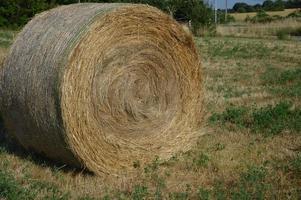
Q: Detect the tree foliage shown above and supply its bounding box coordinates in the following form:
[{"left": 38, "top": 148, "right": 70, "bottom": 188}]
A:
[
  {"left": 285, "top": 0, "right": 301, "bottom": 8},
  {"left": 0, "top": 0, "right": 214, "bottom": 33},
  {"left": 0, "top": 0, "right": 51, "bottom": 28},
  {"left": 233, "top": 2, "right": 255, "bottom": 13},
  {"left": 232, "top": 0, "right": 294, "bottom": 13},
  {"left": 263, "top": 0, "right": 285, "bottom": 11}
]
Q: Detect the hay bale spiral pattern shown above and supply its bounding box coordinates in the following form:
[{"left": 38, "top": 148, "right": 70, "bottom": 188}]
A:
[{"left": 0, "top": 3, "right": 203, "bottom": 174}]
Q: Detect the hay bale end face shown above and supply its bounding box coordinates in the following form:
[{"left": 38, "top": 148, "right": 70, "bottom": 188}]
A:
[{"left": 0, "top": 3, "right": 203, "bottom": 175}]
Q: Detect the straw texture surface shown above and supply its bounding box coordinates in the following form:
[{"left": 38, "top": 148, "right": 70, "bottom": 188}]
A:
[{"left": 0, "top": 3, "right": 203, "bottom": 175}]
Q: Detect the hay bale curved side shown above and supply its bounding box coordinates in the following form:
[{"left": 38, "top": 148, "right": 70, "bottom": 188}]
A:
[{"left": 0, "top": 3, "right": 203, "bottom": 174}]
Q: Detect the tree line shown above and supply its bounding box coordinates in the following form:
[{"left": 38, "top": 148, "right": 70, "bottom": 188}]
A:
[
  {"left": 232, "top": 0, "right": 301, "bottom": 13},
  {"left": 0, "top": 0, "right": 213, "bottom": 33}
]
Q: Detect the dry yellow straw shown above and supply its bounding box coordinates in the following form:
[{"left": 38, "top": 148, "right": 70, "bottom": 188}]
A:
[{"left": 0, "top": 3, "right": 203, "bottom": 175}]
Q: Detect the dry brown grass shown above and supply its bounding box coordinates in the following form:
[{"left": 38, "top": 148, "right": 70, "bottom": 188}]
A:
[
  {"left": 217, "top": 18, "right": 301, "bottom": 38},
  {"left": 230, "top": 8, "right": 300, "bottom": 21}
]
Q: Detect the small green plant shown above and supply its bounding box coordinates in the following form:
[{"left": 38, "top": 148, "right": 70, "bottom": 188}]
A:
[
  {"left": 277, "top": 27, "right": 301, "bottom": 40},
  {"left": 212, "top": 181, "right": 226, "bottom": 200},
  {"left": 153, "top": 176, "right": 166, "bottom": 200},
  {"left": 197, "top": 188, "right": 210, "bottom": 200},
  {"left": 193, "top": 153, "right": 210, "bottom": 168},
  {"left": 132, "top": 185, "right": 148, "bottom": 200},
  {"left": 245, "top": 15, "right": 252, "bottom": 22},
  {"left": 240, "top": 166, "right": 267, "bottom": 184},
  {"left": 209, "top": 106, "right": 248, "bottom": 129},
  {"left": 249, "top": 10, "right": 274, "bottom": 23},
  {"left": 214, "top": 143, "right": 225, "bottom": 151},
  {"left": 101, "top": 195, "right": 110, "bottom": 200},
  {"left": 144, "top": 156, "right": 160, "bottom": 174},
  {"left": 0, "top": 170, "right": 34, "bottom": 200},
  {"left": 232, "top": 166, "right": 268, "bottom": 200},
  {"left": 290, "top": 153, "right": 301, "bottom": 174},
  {"left": 277, "top": 29, "right": 289, "bottom": 40},
  {"left": 143, "top": 157, "right": 166, "bottom": 200}
]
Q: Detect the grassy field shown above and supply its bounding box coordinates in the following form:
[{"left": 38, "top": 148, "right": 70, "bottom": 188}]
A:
[
  {"left": 230, "top": 8, "right": 300, "bottom": 22},
  {"left": 216, "top": 18, "right": 301, "bottom": 39},
  {"left": 0, "top": 30, "right": 301, "bottom": 199}
]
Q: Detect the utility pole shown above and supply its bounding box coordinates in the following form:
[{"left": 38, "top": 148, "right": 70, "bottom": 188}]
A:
[
  {"left": 214, "top": 0, "right": 217, "bottom": 24},
  {"left": 225, "top": 0, "right": 228, "bottom": 22}
]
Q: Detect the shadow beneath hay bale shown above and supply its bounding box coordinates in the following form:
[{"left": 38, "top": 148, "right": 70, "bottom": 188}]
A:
[{"left": 0, "top": 115, "right": 93, "bottom": 176}]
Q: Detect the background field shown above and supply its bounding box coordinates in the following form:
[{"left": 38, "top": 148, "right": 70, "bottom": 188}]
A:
[
  {"left": 230, "top": 8, "right": 300, "bottom": 21},
  {"left": 0, "top": 29, "right": 301, "bottom": 199},
  {"left": 216, "top": 18, "right": 301, "bottom": 39}
]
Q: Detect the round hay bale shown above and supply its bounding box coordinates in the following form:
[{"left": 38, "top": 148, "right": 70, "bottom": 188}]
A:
[{"left": 0, "top": 3, "right": 203, "bottom": 175}]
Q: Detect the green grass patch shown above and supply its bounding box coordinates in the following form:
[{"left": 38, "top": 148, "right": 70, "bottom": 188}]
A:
[
  {"left": 0, "top": 170, "right": 34, "bottom": 200},
  {"left": 198, "top": 38, "right": 272, "bottom": 60},
  {"left": 0, "top": 30, "right": 14, "bottom": 41},
  {"left": 0, "top": 40, "right": 12, "bottom": 48},
  {"left": 277, "top": 27, "right": 301, "bottom": 40},
  {"left": 0, "top": 168, "right": 70, "bottom": 200},
  {"left": 262, "top": 67, "right": 301, "bottom": 97},
  {"left": 290, "top": 153, "right": 301, "bottom": 175},
  {"left": 197, "top": 188, "right": 210, "bottom": 200},
  {"left": 181, "top": 150, "right": 211, "bottom": 171},
  {"left": 193, "top": 152, "right": 210, "bottom": 168},
  {"left": 0, "top": 30, "right": 14, "bottom": 48},
  {"left": 231, "top": 166, "right": 269, "bottom": 200},
  {"left": 209, "top": 102, "right": 301, "bottom": 136},
  {"left": 262, "top": 67, "right": 301, "bottom": 85},
  {"left": 132, "top": 185, "right": 149, "bottom": 200},
  {"left": 193, "top": 166, "right": 269, "bottom": 200}
]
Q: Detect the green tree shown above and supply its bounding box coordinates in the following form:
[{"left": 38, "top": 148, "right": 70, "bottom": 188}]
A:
[
  {"left": 233, "top": 2, "right": 254, "bottom": 13},
  {"left": 0, "top": 0, "right": 50, "bottom": 28},
  {"left": 285, "top": 0, "right": 301, "bottom": 8},
  {"left": 262, "top": 0, "right": 284, "bottom": 11},
  {"left": 273, "top": 0, "right": 285, "bottom": 11},
  {"left": 263, "top": 0, "right": 274, "bottom": 10},
  {"left": 0, "top": 0, "right": 214, "bottom": 34},
  {"left": 169, "top": 0, "right": 213, "bottom": 34},
  {"left": 251, "top": 10, "right": 273, "bottom": 23}
]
